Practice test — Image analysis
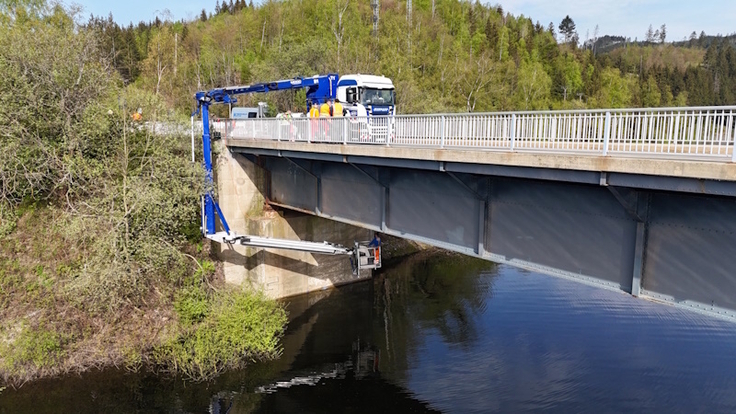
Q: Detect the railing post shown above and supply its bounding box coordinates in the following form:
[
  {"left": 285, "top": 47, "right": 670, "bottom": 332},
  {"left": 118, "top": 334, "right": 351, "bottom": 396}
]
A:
[
  {"left": 440, "top": 115, "right": 446, "bottom": 148},
  {"left": 387, "top": 118, "right": 392, "bottom": 147},
  {"left": 603, "top": 111, "right": 611, "bottom": 155},
  {"left": 307, "top": 119, "right": 312, "bottom": 143},
  {"left": 509, "top": 114, "right": 516, "bottom": 151},
  {"left": 731, "top": 110, "right": 736, "bottom": 162},
  {"left": 343, "top": 118, "right": 348, "bottom": 145}
]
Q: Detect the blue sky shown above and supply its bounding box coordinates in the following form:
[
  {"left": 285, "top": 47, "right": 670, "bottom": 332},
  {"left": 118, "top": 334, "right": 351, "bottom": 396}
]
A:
[
  {"left": 501, "top": 0, "right": 735, "bottom": 42},
  {"left": 73, "top": 0, "right": 734, "bottom": 42}
]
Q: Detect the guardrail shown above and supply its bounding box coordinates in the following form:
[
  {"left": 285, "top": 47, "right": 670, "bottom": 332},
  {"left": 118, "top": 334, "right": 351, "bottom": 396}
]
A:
[{"left": 213, "top": 106, "right": 736, "bottom": 161}]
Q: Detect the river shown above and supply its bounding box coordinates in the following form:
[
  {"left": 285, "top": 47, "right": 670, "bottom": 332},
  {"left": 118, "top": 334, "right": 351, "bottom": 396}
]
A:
[{"left": 2, "top": 251, "right": 736, "bottom": 413}]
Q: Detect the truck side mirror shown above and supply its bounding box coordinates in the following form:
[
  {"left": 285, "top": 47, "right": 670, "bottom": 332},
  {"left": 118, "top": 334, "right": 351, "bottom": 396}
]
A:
[{"left": 346, "top": 88, "right": 356, "bottom": 104}]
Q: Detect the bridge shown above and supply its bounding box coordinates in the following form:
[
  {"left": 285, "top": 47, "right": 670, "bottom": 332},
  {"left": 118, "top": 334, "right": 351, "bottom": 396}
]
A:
[{"left": 210, "top": 106, "right": 736, "bottom": 321}]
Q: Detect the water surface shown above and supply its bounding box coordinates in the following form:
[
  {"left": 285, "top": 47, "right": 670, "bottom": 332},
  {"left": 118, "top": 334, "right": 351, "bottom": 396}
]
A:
[{"left": 2, "top": 252, "right": 736, "bottom": 413}]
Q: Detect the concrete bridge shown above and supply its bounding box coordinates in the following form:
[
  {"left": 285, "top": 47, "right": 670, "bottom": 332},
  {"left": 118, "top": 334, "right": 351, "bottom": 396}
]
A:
[{"left": 212, "top": 106, "right": 736, "bottom": 321}]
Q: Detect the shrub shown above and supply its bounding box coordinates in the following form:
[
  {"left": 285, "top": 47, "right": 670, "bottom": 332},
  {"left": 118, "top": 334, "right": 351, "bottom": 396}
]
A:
[{"left": 154, "top": 289, "right": 287, "bottom": 381}]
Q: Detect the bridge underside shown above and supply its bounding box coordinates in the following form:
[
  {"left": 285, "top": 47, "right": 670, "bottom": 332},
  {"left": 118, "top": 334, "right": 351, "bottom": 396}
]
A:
[{"left": 234, "top": 149, "right": 736, "bottom": 320}]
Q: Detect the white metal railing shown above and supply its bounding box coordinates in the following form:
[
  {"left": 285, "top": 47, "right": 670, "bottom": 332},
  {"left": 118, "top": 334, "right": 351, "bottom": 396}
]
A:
[{"left": 214, "top": 107, "right": 736, "bottom": 161}]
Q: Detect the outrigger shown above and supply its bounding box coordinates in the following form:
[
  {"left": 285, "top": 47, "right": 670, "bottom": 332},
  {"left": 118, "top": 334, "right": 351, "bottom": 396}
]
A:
[{"left": 193, "top": 74, "right": 381, "bottom": 274}]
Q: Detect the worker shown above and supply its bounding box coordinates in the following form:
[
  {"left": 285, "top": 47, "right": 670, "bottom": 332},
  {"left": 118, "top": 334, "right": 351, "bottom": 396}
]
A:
[
  {"left": 333, "top": 98, "right": 344, "bottom": 117},
  {"left": 284, "top": 110, "right": 296, "bottom": 141},
  {"left": 368, "top": 233, "right": 381, "bottom": 247},
  {"left": 319, "top": 99, "right": 333, "bottom": 141},
  {"left": 319, "top": 100, "right": 331, "bottom": 117},
  {"left": 131, "top": 107, "right": 142, "bottom": 121},
  {"left": 308, "top": 101, "right": 320, "bottom": 118},
  {"left": 368, "top": 233, "right": 381, "bottom": 266},
  {"left": 309, "top": 101, "right": 320, "bottom": 141}
]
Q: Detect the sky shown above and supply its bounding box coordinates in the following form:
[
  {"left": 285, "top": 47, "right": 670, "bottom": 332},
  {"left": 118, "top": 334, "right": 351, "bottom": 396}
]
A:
[{"left": 73, "top": 0, "right": 734, "bottom": 42}]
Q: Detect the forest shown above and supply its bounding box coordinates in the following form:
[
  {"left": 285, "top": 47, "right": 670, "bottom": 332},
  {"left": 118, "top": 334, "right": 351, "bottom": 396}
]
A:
[{"left": 88, "top": 0, "right": 736, "bottom": 115}]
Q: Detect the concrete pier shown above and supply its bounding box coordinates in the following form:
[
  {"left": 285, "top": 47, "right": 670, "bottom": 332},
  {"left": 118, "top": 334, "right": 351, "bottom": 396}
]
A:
[{"left": 214, "top": 144, "right": 373, "bottom": 299}]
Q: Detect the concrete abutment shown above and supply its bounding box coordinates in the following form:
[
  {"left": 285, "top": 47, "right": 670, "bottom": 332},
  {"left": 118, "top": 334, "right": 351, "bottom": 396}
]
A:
[{"left": 214, "top": 143, "right": 373, "bottom": 299}]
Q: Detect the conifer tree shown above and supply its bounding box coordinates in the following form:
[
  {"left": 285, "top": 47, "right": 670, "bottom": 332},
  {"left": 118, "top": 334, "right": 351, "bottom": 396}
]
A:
[{"left": 558, "top": 15, "right": 575, "bottom": 43}]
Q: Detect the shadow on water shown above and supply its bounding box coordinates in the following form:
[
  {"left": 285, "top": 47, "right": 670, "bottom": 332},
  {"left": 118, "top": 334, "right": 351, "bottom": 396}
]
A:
[{"left": 0, "top": 251, "right": 494, "bottom": 414}]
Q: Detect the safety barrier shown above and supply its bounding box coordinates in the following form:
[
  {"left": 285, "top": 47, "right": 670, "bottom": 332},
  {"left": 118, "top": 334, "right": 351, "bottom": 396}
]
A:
[{"left": 215, "top": 106, "right": 736, "bottom": 161}]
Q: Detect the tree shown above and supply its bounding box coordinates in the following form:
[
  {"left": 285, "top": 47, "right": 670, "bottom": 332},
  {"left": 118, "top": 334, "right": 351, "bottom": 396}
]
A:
[
  {"left": 593, "top": 67, "right": 633, "bottom": 108},
  {"left": 688, "top": 31, "right": 697, "bottom": 47},
  {"left": 592, "top": 24, "right": 599, "bottom": 55},
  {"left": 558, "top": 15, "right": 576, "bottom": 43},
  {"left": 555, "top": 54, "right": 583, "bottom": 101},
  {"left": 659, "top": 24, "right": 666, "bottom": 43},
  {"left": 200, "top": 9, "right": 207, "bottom": 22},
  {"left": 641, "top": 75, "right": 661, "bottom": 107},
  {"left": 332, "top": 0, "right": 350, "bottom": 69},
  {"left": 459, "top": 51, "right": 496, "bottom": 112},
  {"left": 645, "top": 25, "right": 654, "bottom": 42},
  {"left": 141, "top": 26, "right": 176, "bottom": 96},
  {"left": 485, "top": 17, "right": 498, "bottom": 50},
  {"left": 515, "top": 60, "right": 552, "bottom": 109}
]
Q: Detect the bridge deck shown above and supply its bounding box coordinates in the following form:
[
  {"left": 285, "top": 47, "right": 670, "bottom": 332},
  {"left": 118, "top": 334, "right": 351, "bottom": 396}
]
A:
[
  {"left": 215, "top": 107, "right": 736, "bottom": 172},
  {"left": 226, "top": 138, "right": 736, "bottom": 183}
]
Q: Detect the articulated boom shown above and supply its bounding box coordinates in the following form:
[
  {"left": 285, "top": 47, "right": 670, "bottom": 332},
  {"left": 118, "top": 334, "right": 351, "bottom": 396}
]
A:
[{"left": 195, "top": 73, "right": 338, "bottom": 107}]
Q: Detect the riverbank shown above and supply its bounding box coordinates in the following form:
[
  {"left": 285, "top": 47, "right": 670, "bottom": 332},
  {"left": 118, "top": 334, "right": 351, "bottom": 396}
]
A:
[
  {"left": 0, "top": 207, "right": 287, "bottom": 388},
  {"left": 0, "top": 206, "right": 426, "bottom": 388}
]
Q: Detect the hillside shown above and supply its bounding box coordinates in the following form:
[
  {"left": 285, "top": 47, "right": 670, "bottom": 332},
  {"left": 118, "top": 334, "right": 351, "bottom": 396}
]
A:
[{"left": 86, "top": 0, "right": 736, "bottom": 113}]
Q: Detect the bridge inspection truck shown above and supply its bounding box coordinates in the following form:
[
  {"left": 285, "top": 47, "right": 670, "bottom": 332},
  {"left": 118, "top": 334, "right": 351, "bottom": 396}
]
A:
[{"left": 194, "top": 73, "right": 387, "bottom": 274}]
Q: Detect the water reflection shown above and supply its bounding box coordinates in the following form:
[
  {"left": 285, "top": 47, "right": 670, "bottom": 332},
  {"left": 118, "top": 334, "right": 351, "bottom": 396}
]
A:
[{"left": 3, "top": 251, "right": 736, "bottom": 413}]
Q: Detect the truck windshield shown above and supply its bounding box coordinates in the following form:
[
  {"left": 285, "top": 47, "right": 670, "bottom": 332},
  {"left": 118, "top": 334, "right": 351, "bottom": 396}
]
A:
[{"left": 360, "top": 88, "right": 394, "bottom": 105}]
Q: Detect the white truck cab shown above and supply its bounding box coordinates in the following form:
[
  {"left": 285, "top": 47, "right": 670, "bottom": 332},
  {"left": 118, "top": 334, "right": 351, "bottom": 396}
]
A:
[
  {"left": 336, "top": 74, "right": 395, "bottom": 142},
  {"left": 336, "top": 74, "right": 396, "bottom": 117}
]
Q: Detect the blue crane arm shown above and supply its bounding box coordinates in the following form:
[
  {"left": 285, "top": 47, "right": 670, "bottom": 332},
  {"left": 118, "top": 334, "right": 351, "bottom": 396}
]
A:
[
  {"left": 194, "top": 73, "right": 338, "bottom": 109},
  {"left": 193, "top": 73, "right": 338, "bottom": 239}
]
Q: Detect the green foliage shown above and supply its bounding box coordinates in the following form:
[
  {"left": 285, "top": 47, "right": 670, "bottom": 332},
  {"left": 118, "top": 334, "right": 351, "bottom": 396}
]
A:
[
  {"left": 0, "top": 204, "right": 16, "bottom": 237},
  {"left": 641, "top": 75, "right": 662, "bottom": 107},
  {"left": 0, "top": 323, "right": 66, "bottom": 372},
  {"left": 155, "top": 289, "right": 287, "bottom": 381},
  {"left": 592, "top": 67, "right": 634, "bottom": 108},
  {"left": 174, "top": 286, "right": 211, "bottom": 325},
  {"left": 515, "top": 60, "right": 552, "bottom": 110}
]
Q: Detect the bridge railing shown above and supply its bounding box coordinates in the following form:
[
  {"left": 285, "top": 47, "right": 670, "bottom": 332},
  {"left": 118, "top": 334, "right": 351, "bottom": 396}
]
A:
[{"left": 217, "top": 106, "right": 736, "bottom": 161}]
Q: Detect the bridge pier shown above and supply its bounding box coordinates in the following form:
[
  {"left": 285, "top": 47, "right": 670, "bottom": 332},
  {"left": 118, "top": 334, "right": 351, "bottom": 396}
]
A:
[{"left": 213, "top": 144, "right": 373, "bottom": 299}]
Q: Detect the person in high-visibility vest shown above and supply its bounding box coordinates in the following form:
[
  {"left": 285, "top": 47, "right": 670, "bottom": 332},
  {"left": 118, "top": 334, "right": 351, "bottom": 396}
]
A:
[
  {"left": 308, "top": 101, "right": 320, "bottom": 140},
  {"left": 319, "top": 100, "right": 332, "bottom": 141},
  {"left": 308, "top": 101, "right": 320, "bottom": 118},
  {"left": 368, "top": 233, "right": 381, "bottom": 266},
  {"left": 131, "top": 107, "right": 142, "bottom": 121},
  {"left": 333, "top": 99, "right": 344, "bottom": 117},
  {"left": 319, "top": 101, "right": 331, "bottom": 117}
]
